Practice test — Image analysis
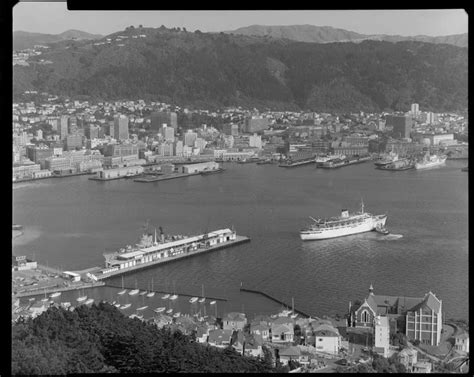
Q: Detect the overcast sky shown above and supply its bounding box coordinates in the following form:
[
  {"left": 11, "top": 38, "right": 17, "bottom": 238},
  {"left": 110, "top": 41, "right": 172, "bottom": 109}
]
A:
[{"left": 13, "top": 3, "right": 468, "bottom": 37}]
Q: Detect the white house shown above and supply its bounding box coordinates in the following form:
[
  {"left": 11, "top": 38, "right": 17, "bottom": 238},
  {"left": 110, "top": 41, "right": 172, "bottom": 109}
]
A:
[
  {"left": 313, "top": 323, "right": 341, "bottom": 355},
  {"left": 454, "top": 332, "right": 469, "bottom": 353}
]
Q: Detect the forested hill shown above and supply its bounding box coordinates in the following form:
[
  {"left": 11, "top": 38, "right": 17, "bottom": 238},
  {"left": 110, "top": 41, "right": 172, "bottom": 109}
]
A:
[
  {"left": 11, "top": 303, "right": 276, "bottom": 374},
  {"left": 13, "top": 26, "right": 468, "bottom": 113}
]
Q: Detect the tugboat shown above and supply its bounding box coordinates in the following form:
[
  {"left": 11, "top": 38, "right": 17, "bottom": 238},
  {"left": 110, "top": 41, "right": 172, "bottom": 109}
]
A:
[{"left": 375, "top": 225, "right": 389, "bottom": 235}]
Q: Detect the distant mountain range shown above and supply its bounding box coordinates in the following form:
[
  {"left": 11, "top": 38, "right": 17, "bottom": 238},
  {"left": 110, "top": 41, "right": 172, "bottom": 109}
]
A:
[
  {"left": 224, "top": 25, "right": 468, "bottom": 48},
  {"left": 13, "top": 26, "right": 468, "bottom": 113},
  {"left": 13, "top": 30, "right": 103, "bottom": 50}
]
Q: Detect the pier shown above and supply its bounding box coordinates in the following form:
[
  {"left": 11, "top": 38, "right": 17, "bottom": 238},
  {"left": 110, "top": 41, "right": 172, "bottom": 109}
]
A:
[
  {"left": 240, "top": 286, "right": 315, "bottom": 319},
  {"left": 133, "top": 171, "right": 201, "bottom": 183},
  {"left": 103, "top": 283, "right": 228, "bottom": 302},
  {"left": 13, "top": 281, "right": 105, "bottom": 298},
  {"left": 95, "top": 235, "right": 251, "bottom": 280}
]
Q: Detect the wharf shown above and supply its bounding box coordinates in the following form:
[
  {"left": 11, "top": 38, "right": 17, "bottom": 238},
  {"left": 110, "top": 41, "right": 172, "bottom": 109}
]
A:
[
  {"left": 240, "top": 286, "right": 314, "bottom": 319},
  {"left": 13, "top": 281, "right": 105, "bottom": 298},
  {"left": 278, "top": 159, "right": 316, "bottom": 168},
  {"left": 89, "top": 174, "right": 142, "bottom": 181},
  {"left": 318, "top": 157, "right": 371, "bottom": 169},
  {"left": 133, "top": 172, "right": 201, "bottom": 182},
  {"left": 95, "top": 235, "right": 250, "bottom": 280}
]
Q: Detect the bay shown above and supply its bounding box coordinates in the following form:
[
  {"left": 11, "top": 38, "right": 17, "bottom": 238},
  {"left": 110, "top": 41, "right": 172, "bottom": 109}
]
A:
[{"left": 12, "top": 160, "right": 469, "bottom": 320}]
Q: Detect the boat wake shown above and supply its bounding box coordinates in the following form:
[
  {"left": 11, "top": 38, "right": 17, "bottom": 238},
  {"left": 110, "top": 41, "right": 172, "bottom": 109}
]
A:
[{"left": 378, "top": 234, "right": 403, "bottom": 240}]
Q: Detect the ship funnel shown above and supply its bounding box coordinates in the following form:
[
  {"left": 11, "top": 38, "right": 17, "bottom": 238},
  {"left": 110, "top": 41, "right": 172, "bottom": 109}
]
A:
[{"left": 341, "top": 209, "right": 349, "bottom": 218}]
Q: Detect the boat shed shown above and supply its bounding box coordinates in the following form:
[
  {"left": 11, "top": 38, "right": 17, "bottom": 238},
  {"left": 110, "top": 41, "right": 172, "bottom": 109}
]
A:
[{"left": 63, "top": 271, "right": 81, "bottom": 282}]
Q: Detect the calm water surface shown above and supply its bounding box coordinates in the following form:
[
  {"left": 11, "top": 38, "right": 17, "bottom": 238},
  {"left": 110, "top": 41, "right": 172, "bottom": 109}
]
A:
[{"left": 12, "top": 161, "right": 469, "bottom": 320}]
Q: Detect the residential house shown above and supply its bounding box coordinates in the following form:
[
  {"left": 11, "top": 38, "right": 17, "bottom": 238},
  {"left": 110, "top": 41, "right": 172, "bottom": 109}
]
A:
[
  {"left": 250, "top": 323, "right": 271, "bottom": 341},
  {"left": 29, "top": 301, "right": 47, "bottom": 318},
  {"left": 313, "top": 323, "right": 342, "bottom": 355},
  {"left": 350, "top": 284, "right": 443, "bottom": 346},
  {"left": 454, "top": 332, "right": 469, "bottom": 353},
  {"left": 279, "top": 346, "right": 301, "bottom": 366},
  {"left": 397, "top": 347, "right": 418, "bottom": 371},
  {"left": 222, "top": 312, "right": 247, "bottom": 331},
  {"left": 272, "top": 323, "right": 294, "bottom": 343},
  {"left": 244, "top": 334, "right": 264, "bottom": 358},
  {"left": 412, "top": 361, "right": 432, "bottom": 373},
  {"left": 208, "top": 329, "right": 233, "bottom": 348}
]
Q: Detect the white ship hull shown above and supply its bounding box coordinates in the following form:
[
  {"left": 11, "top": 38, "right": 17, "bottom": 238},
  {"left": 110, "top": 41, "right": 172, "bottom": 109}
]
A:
[
  {"left": 415, "top": 158, "right": 446, "bottom": 170},
  {"left": 300, "top": 216, "right": 386, "bottom": 240}
]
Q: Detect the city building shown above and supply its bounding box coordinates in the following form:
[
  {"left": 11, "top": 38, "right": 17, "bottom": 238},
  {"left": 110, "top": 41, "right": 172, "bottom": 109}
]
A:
[
  {"left": 68, "top": 116, "right": 78, "bottom": 134},
  {"left": 386, "top": 115, "right": 413, "bottom": 139},
  {"left": 208, "top": 329, "right": 233, "bottom": 348},
  {"left": 223, "top": 123, "right": 239, "bottom": 136},
  {"left": 412, "top": 361, "right": 432, "bottom": 373},
  {"left": 65, "top": 134, "right": 83, "bottom": 150},
  {"left": 249, "top": 133, "right": 263, "bottom": 149},
  {"left": 410, "top": 103, "right": 420, "bottom": 117},
  {"left": 160, "top": 124, "right": 175, "bottom": 142},
  {"left": 95, "top": 165, "right": 144, "bottom": 179},
  {"left": 12, "top": 255, "right": 38, "bottom": 271},
  {"left": 184, "top": 130, "right": 198, "bottom": 147},
  {"left": 26, "top": 145, "right": 53, "bottom": 168},
  {"left": 114, "top": 115, "right": 129, "bottom": 140},
  {"left": 85, "top": 124, "right": 100, "bottom": 139},
  {"left": 243, "top": 116, "right": 270, "bottom": 133},
  {"left": 150, "top": 111, "right": 178, "bottom": 130},
  {"left": 179, "top": 161, "right": 219, "bottom": 174},
  {"left": 104, "top": 144, "right": 139, "bottom": 157},
  {"left": 374, "top": 315, "right": 390, "bottom": 357},
  {"left": 59, "top": 115, "right": 69, "bottom": 140}
]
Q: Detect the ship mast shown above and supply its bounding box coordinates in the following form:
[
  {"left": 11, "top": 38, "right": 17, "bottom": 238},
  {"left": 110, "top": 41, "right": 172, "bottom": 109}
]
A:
[{"left": 361, "top": 198, "right": 364, "bottom": 214}]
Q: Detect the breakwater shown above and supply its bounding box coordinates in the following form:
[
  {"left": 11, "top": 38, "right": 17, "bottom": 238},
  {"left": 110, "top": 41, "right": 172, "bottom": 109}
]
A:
[{"left": 240, "top": 286, "right": 314, "bottom": 318}]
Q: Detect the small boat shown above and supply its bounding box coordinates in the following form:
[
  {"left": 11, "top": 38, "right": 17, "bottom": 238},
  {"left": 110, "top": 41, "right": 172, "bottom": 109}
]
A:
[
  {"left": 375, "top": 226, "right": 390, "bottom": 235},
  {"left": 169, "top": 294, "right": 178, "bottom": 300},
  {"left": 198, "top": 297, "right": 205, "bottom": 303},
  {"left": 112, "top": 301, "right": 117, "bottom": 305},
  {"left": 166, "top": 308, "right": 173, "bottom": 314},
  {"left": 146, "top": 278, "right": 155, "bottom": 297},
  {"left": 291, "top": 314, "right": 298, "bottom": 319},
  {"left": 139, "top": 291, "right": 147, "bottom": 296},
  {"left": 41, "top": 297, "right": 49, "bottom": 302},
  {"left": 61, "top": 302, "right": 71, "bottom": 308},
  {"left": 162, "top": 294, "right": 170, "bottom": 300},
  {"left": 128, "top": 289, "right": 140, "bottom": 296},
  {"left": 114, "top": 303, "right": 121, "bottom": 308},
  {"left": 173, "top": 312, "right": 181, "bottom": 318},
  {"left": 50, "top": 292, "right": 61, "bottom": 298},
  {"left": 76, "top": 295, "right": 87, "bottom": 303},
  {"left": 189, "top": 297, "right": 198, "bottom": 303},
  {"left": 130, "top": 314, "right": 143, "bottom": 320},
  {"left": 118, "top": 276, "right": 126, "bottom": 295},
  {"left": 136, "top": 306, "right": 148, "bottom": 311},
  {"left": 210, "top": 300, "right": 216, "bottom": 305},
  {"left": 28, "top": 297, "right": 35, "bottom": 302},
  {"left": 154, "top": 307, "right": 166, "bottom": 313},
  {"left": 85, "top": 298, "right": 94, "bottom": 305},
  {"left": 120, "top": 303, "right": 132, "bottom": 309}
]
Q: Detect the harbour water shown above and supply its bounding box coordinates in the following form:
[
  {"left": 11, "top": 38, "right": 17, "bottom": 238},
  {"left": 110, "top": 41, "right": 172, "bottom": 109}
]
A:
[{"left": 12, "top": 161, "right": 468, "bottom": 320}]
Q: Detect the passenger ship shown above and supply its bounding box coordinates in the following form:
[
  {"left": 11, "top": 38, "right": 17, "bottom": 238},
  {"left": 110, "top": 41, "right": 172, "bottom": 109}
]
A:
[{"left": 300, "top": 201, "right": 387, "bottom": 240}]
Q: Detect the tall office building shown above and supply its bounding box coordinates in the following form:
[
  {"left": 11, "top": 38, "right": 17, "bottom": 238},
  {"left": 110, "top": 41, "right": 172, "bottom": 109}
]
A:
[
  {"left": 59, "top": 115, "right": 69, "bottom": 140},
  {"left": 410, "top": 103, "right": 420, "bottom": 117},
  {"left": 160, "top": 124, "right": 175, "bottom": 142},
  {"left": 223, "top": 123, "right": 239, "bottom": 136},
  {"left": 184, "top": 130, "right": 198, "bottom": 147},
  {"left": 243, "top": 117, "right": 270, "bottom": 133},
  {"left": 385, "top": 115, "right": 413, "bottom": 139},
  {"left": 68, "top": 116, "right": 78, "bottom": 134},
  {"left": 114, "top": 115, "right": 129, "bottom": 140},
  {"left": 150, "top": 111, "right": 178, "bottom": 130},
  {"left": 65, "top": 134, "right": 83, "bottom": 151}
]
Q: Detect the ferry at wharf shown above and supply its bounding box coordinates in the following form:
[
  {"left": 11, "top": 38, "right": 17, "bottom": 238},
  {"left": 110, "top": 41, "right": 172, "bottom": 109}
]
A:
[
  {"left": 90, "top": 226, "right": 247, "bottom": 280},
  {"left": 300, "top": 200, "right": 387, "bottom": 240}
]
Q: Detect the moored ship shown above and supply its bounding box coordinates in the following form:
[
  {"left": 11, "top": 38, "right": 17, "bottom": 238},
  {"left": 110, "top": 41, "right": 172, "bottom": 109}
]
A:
[
  {"left": 300, "top": 201, "right": 387, "bottom": 240},
  {"left": 374, "top": 149, "right": 399, "bottom": 167},
  {"left": 92, "top": 226, "right": 249, "bottom": 279},
  {"left": 415, "top": 153, "right": 447, "bottom": 170},
  {"left": 376, "top": 157, "right": 414, "bottom": 171}
]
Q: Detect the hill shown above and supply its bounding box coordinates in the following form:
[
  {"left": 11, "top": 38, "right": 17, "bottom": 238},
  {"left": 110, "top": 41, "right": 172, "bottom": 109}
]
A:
[
  {"left": 13, "top": 29, "right": 103, "bottom": 50},
  {"left": 225, "top": 24, "right": 468, "bottom": 48},
  {"left": 11, "top": 303, "right": 276, "bottom": 374},
  {"left": 12, "top": 26, "right": 468, "bottom": 112}
]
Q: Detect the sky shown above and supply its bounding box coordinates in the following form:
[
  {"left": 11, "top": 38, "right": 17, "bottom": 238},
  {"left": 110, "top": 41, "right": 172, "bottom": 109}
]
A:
[{"left": 13, "top": 3, "right": 468, "bottom": 37}]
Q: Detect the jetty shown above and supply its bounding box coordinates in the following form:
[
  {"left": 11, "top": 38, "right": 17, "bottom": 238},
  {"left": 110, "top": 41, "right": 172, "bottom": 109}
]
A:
[{"left": 240, "top": 286, "right": 314, "bottom": 318}]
